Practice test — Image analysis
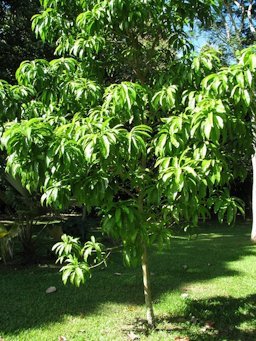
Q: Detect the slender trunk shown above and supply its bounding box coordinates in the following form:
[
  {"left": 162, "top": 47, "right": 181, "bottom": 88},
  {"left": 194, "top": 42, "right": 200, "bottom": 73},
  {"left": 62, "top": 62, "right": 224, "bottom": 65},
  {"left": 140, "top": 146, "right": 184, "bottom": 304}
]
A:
[
  {"left": 251, "top": 110, "right": 256, "bottom": 242},
  {"left": 220, "top": 11, "right": 230, "bottom": 41},
  {"left": 137, "top": 98, "right": 154, "bottom": 325},
  {"left": 233, "top": 0, "right": 245, "bottom": 34},
  {"left": 247, "top": 1, "right": 256, "bottom": 35},
  {"left": 138, "top": 173, "right": 155, "bottom": 326},
  {"left": 223, "top": 0, "right": 241, "bottom": 44},
  {"left": 251, "top": 153, "right": 256, "bottom": 242},
  {"left": 141, "top": 243, "right": 155, "bottom": 326}
]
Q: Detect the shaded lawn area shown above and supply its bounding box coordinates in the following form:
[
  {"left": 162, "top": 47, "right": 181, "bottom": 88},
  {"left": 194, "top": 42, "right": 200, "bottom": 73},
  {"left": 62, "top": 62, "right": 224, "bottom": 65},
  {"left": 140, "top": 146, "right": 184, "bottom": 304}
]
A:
[{"left": 0, "top": 222, "right": 255, "bottom": 340}]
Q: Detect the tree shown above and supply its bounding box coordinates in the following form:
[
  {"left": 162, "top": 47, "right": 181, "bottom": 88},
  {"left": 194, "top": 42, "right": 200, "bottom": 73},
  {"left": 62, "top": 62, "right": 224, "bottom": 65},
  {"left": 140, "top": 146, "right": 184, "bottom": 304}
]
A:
[
  {"left": 0, "top": 0, "right": 54, "bottom": 83},
  {"left": 202, "top": 0, "right": 256, "bottom": 59},
  {"left": 1, "top": 0, "right": 255, "bottom": 326},
  {"left": 200, "top": 1, "right": 256, "bottom": 240},
  {"left": 0, "top": 0, "right": 54, "bottom": 217},
  {"left": 0, "top": 1, "right": 55, "bottom": 250}
]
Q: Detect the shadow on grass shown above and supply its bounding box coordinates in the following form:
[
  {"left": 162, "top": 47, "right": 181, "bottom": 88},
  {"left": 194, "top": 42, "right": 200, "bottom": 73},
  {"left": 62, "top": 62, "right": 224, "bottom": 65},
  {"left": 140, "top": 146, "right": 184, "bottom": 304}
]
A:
[
  {"left": 0, "top": 223, "right": 255, "bottom": 337},
  {"left": 156, "top": 294, "right": 256, "bottom": 340},
  {"left": 150, "top": 223, "right": 255, "bottom": 298}
]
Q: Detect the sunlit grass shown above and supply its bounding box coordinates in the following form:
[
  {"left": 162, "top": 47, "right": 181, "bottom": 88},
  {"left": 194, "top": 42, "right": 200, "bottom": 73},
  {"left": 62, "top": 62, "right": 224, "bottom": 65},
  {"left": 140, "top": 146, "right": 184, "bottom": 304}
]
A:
[{"left": 0, "top": 222, "right": 255, "bottom": 340}]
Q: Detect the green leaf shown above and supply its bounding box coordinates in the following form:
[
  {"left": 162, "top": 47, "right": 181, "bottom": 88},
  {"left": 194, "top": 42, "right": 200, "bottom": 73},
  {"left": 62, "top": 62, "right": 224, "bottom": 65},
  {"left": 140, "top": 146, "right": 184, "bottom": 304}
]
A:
[
  {"left": 101, "top": 135, "right": 110, "bottom": 158},
  {"left": 227, "top": 205, "right": 234, "bottom": 225},
  {"left": 242, "top": 89, "right": 251, "bottom": 107}
]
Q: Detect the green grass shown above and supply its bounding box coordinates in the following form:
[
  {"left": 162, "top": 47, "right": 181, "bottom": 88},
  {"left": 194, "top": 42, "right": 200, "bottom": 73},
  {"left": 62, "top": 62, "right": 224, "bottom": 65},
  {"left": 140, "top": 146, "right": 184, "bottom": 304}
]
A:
[{"left": 0, "top": 221, "right": 256, "bottom": 340}]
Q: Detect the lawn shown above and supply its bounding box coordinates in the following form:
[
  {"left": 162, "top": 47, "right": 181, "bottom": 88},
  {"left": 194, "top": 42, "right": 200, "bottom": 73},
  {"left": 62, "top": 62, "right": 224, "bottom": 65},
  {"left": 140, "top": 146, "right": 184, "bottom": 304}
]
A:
[{"left": 0, "top": 221, "right": 255, "bottom": 340}]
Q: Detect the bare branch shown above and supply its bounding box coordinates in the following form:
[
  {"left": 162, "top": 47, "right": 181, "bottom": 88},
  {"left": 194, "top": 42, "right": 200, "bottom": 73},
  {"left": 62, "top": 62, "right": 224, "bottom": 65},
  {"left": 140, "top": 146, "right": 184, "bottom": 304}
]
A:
[
  {"left": 233, "top": 0, "right": 246, "bottom": 33},
  {"left": 89, "top": 245, "right": 122, "bottom": 269},
  {"left": 118, "top": 186, "right": 135, "bottom": 198},
  {"left": 223, "top": 0, "right": 241, "bottom": 44},
  {"left": 89, "top": 251, "right": 111, "bottom": 269},
  {"left": 247, "top": 0, "right": 256, "bottom": 34},
  {"left": 221, "top": 11, "right": 231, "bottom": 40}
]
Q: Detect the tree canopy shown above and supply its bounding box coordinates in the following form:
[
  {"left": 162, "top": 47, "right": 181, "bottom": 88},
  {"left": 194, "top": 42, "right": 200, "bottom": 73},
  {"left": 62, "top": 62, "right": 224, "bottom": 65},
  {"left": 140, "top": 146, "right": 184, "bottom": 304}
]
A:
[{"left": 1, "top": 0, "right": 256, "bottom": 325}]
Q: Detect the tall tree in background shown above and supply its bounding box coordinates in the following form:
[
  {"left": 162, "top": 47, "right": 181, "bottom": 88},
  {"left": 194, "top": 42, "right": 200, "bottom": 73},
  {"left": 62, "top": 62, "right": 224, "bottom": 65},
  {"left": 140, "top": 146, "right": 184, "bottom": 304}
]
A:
[
  {"left": 1, "top": 0, "right": 256, "bottom": 325},
  {"left": 202, "top": 1, "right": 256, "bottom": 241},
  {"left": 203, "top": 0, "right": 256, "bottom": 58},
  {"left": 0, "top": 0, "right": 53, "bottom": 83},
  {"left": 0, "top": 1, "right": 54, "bottom": 226}
]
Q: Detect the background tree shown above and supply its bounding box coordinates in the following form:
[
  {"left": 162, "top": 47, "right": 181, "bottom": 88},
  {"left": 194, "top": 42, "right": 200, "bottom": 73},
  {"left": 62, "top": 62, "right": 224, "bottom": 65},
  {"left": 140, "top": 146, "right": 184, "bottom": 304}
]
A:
[
  {"left": 200, "top": 1, "right": 256, "bottom": 240},
  {"left": 0, "top": 0, "right": 54, "bottom": 83},
  {"left": 1, "top": 0, "right": 255, "bottom": 326},
  {"left": 201, "top": 0, "right": 256, "bottom": 59},
  {"left": 0, "top": 1, "right": 56, "bottom": 261}
]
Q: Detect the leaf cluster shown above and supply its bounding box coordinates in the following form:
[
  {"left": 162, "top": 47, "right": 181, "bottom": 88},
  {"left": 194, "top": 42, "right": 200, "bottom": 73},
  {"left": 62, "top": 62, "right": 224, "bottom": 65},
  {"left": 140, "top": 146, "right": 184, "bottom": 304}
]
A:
[{"left": 53, "top": 234, "right": 105, "bottom": 286}]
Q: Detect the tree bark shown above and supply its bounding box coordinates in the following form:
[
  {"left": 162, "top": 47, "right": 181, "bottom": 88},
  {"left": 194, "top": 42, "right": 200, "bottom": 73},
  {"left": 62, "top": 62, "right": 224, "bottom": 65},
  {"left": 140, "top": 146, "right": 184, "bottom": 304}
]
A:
[
  {"left": 251, "top": 152, "right": 256, "bottom": 242},
  {"left": 251, "top": 111, "right": 256, "bottom": 242},
  {"left": 141, "top": 243, "right": 155, "bottom": 327},
  {"left": 247, "top": 0, "right": 256, "bottom": 35},
  {"left": 223, "top": 0, "right": 241, "bottom": 44}
]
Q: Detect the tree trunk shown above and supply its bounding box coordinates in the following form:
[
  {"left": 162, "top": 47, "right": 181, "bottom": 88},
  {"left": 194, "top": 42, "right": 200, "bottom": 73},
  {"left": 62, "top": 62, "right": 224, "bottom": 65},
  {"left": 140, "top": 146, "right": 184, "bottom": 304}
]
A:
[
  {"left": 138, "top": 146, "right": 155, "bottom": 326},
  {"left": 251, "top": 153, "right": 256, "bottom": 242},
  {"left": 141, "top": 243, "right": 155, "bottom": 327}
]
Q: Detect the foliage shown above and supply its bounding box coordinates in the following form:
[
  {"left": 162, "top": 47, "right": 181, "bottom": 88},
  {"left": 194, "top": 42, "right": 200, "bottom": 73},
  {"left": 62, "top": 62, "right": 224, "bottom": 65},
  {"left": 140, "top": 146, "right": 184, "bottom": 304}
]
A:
[
  {"left": 2, "top": 47, "right": 254, "bottom": 259},
  {"left": 0, "top": 0, "right": 54, "bottom": 83},
  {"left": 1, "top": 0, "right": 256, "bottom": 323},
  {"left": 53, "top": 234, "right": 106, "bottom": 286},
  {"left": 0, "top": 1, "right": 55, "bottom": 250},
  {"left": 0, "top": 224, "right": 19, "bottom": 263},
  {"left": 198, "top": 1, "right": 256, "bottom": 224}
]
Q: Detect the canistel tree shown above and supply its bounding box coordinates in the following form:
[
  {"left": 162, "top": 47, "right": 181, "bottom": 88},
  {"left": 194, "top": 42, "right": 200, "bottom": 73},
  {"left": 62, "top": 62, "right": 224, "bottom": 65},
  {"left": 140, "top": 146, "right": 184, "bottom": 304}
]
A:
[{"left": 1, "top": 0, "right": 256, "bottom": 326}]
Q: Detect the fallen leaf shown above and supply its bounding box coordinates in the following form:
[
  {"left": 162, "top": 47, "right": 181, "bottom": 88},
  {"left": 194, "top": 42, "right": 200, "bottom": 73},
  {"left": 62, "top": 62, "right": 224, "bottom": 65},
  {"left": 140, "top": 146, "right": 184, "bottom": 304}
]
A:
[
  {"left": 175, "top": 336, "right": 190, "bottom": 341},
  {"left": 46, "top": 286, "right": 57, "bottom": 294},
  {"left": 58, "top": 336, "right": 67, "bottom": 341},
  {"left": 205, "top": 321, "right": 215, "bottom": 328},
  {"left": 128, "top": 331, "right": 140, "bottom": 340},
  {"left": 181, "top": 293, "right": 189, "bottom": 299},
  {"left": 200, "top": 321, "right": 215, "bottom": 332}
]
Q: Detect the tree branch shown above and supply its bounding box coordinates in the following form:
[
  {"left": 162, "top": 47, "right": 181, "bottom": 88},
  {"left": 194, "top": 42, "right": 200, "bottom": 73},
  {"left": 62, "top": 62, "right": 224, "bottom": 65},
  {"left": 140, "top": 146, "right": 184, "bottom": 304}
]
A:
[
  {"left": 89, "top": 251, "right": 111, "bottom": 269},
  {"left": 223, "top": 0, "right": 241, "bottom": 44},
  {"left": 88, "top": 245, "right": 122, "bottom": 270},
  {"left": 118, "top": 185, "right": 135, "bottom": 198},
  {"left": 233, "top": 0, "right": 245, "bottom": 34},
  {"left": 221, "top": 11, "right": 231, "bottom": 40},
  {"left": 247, "top": 0, "right": 256, "bottom": 34}
]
